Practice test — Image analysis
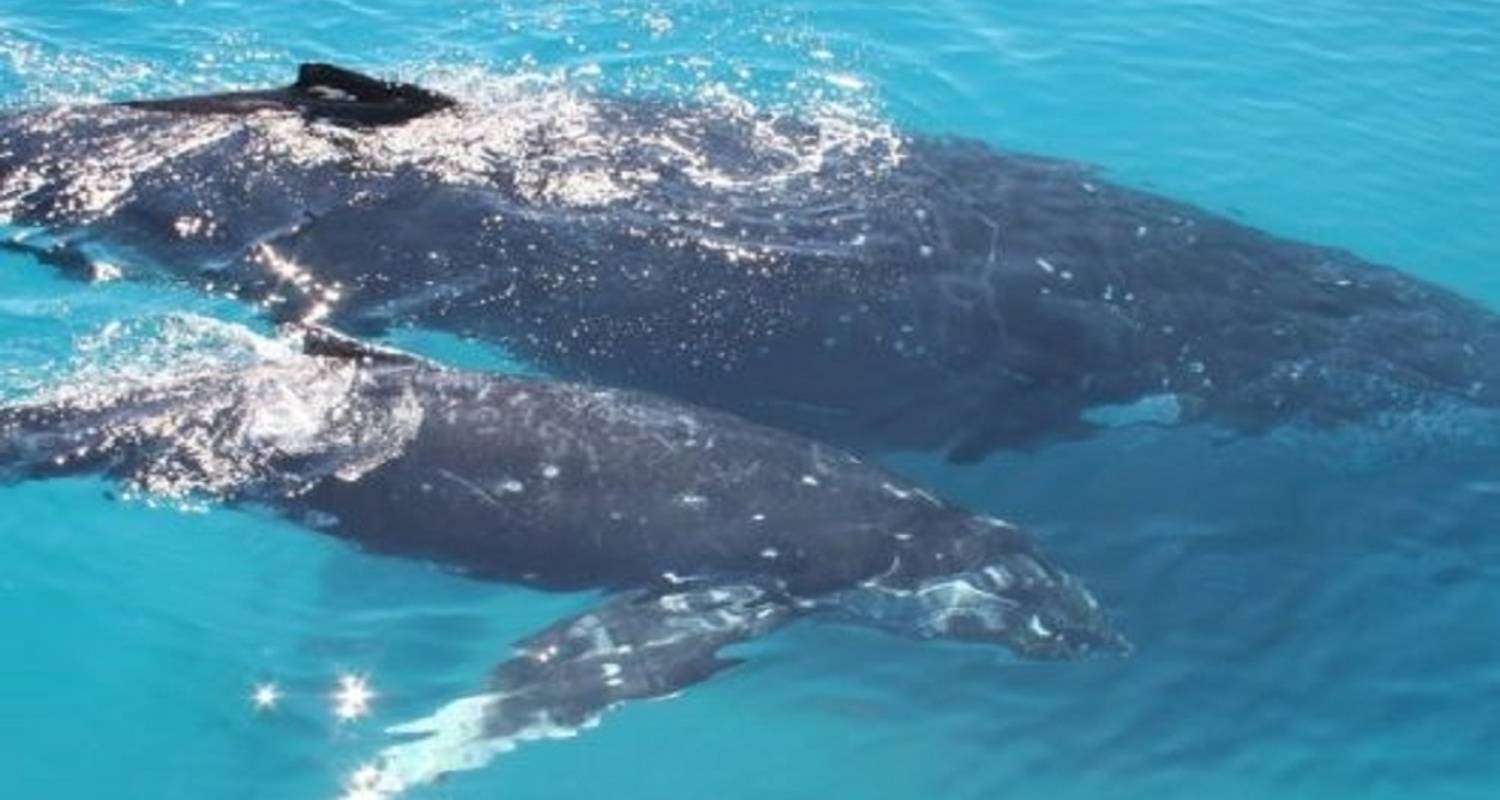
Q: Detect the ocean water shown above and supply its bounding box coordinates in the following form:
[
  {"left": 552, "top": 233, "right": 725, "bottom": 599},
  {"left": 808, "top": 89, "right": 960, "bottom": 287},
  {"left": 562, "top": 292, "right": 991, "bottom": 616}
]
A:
[{"left": 2, "top": 2, "right": 1499, "bottom": 799}]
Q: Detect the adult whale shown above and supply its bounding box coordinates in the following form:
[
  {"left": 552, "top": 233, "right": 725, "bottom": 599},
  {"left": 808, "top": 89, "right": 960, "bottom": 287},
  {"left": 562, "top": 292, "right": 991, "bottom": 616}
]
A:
[
  {"left": 3, "top": 64, "right": 1496, "bottom": 460},
  {"left": 0, "top": 326, "right": 1123, "bottom": 794}
]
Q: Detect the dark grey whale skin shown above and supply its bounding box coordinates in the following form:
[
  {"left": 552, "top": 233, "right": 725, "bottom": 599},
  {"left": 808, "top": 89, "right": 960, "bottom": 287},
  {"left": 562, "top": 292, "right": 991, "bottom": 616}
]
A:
[
  {"left": 3, "top": 65, "right": 1496, "bottom": 460},
  {"left": 0, "top": 345, "right": 1122, "bottom": 739},
  {"left": 121, "top": 62, "right": 456, "bottom": 125}
]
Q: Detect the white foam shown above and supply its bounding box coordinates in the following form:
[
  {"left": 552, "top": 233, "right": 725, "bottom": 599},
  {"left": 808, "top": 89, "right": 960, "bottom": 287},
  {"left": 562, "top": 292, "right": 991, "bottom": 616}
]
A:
[{"left": 19, "top": 316, "right": 423, "bottom": 502}]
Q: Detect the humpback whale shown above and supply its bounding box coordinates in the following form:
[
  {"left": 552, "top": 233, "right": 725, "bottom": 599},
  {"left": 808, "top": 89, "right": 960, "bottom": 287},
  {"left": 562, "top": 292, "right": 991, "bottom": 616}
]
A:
[
  {"left": 0, "top": 328, "right": 1123, "bottom": 793},
  {"left": 3, "top": 64, "right": 1497, "bottom": 460}
]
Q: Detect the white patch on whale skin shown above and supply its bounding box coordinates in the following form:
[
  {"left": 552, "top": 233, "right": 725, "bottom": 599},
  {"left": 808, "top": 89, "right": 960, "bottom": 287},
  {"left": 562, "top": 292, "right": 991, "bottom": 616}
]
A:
[
  {"left": 983, "top": 565, "right": 1013, "bottom": 590},
  {"left": 659, "top": 594, "right": 693, "bottom": 613},
  {"left": 880, "top": 482, "right": 912, "bottom": 500},
  {"left": 306, "top": 84, "right": 356, "bottom": 102},
  {"left": 91, "top": 261, "right": 123, "bottom": 282},
  {"left": 911, "top": 488, "right": 941, "bottom": 507},
  {"left": 1081, "top": 393, "right": 1183, "bottom": 428}
]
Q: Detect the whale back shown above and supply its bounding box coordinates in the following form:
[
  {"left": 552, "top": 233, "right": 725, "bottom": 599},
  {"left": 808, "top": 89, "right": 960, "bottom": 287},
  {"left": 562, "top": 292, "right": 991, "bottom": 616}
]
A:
[{"left": 4, "top": 67, "right": 1498, "bottom": 460}]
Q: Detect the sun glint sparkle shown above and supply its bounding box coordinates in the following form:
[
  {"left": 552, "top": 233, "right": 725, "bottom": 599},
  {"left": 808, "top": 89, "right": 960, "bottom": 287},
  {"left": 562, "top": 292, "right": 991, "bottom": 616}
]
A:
[
  {"left": 339, "top": 762, "right": 389, "bottom": 800},
  {"left": 251, "top": 682, "right": 282, "bottom": 711},
  {"left": 332, "top": 674, "right": 376, "bottom": 721}
]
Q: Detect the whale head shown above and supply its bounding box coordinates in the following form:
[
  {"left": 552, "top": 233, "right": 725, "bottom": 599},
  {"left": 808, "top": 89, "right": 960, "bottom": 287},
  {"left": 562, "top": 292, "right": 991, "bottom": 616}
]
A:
[{"left": 833, "top": 511, "right": 1128, "bottom": 660}]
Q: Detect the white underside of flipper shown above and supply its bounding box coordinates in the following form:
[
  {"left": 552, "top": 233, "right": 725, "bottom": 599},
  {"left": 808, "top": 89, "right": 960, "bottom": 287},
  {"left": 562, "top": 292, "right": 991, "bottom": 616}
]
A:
[{"left": 346, "top": 692, "right": 597, "bottom": 799}]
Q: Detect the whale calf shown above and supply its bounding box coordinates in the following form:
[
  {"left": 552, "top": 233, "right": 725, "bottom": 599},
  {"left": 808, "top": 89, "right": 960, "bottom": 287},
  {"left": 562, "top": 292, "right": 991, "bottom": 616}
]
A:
[
  {"left": 3, "top": 64, "right": 1496, "bottom": 460},
  {"left": 0, "top": 327, "right": 1123, "bottom": 793}
]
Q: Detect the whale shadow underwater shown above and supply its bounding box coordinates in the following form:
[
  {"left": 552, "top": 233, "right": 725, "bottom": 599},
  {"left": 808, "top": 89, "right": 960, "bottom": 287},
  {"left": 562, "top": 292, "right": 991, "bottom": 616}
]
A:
[
  {"left": 0, "top": 326, "right": 1124, "bottom": 794},
  {"left": 3, "top": 64, "right": 1497, "bottom": 462}
]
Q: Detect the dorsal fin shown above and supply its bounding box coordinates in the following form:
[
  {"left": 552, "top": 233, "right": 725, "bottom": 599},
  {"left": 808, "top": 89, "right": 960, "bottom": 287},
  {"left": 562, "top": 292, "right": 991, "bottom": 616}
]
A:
[
  {"left": 122, "top": 63, "right": 457, "bottom": 127},
  {"left": 293, "top": 64, "right": 393, "bottom": 101},
  {"left": 289, "top": 63, "right": 457, "bottom": 124},
  {"left": 293, "top": 324, "right": 428, "bottom": 367}
]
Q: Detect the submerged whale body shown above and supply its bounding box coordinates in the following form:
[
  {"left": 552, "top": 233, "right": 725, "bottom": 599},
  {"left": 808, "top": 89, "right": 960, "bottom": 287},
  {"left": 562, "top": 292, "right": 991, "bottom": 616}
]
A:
[
  {"left": 2, "top": 64, "right": 1497, "bottom": 460},
  {"left": 0, "top": 328, "right": 1122, "bottom": 791}
]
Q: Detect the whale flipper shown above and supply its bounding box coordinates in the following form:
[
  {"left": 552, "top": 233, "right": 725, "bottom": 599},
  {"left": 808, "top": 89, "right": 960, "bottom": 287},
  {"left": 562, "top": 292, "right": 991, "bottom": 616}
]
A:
[
  {"left": 369, "top": 581, "right": 796, "bottom": 794},
  {"left": 487, "top": 581, "right": 793, "bottom": 734}
]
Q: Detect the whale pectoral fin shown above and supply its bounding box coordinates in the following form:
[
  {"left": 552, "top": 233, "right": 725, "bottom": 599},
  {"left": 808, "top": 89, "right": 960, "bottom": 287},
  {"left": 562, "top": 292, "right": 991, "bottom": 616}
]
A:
[
  {"left": 365, "top": 582, "right": 795, "bottom": 795},
  {"left": 483, "top": 585, "right": 786, "bottom": 734}
]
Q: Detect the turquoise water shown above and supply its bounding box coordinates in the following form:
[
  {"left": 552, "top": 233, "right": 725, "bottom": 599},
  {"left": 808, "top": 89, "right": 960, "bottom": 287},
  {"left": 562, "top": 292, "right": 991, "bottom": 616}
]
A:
[{"left": 2, "top": 1, "right": 1499, "bottom": 798}]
